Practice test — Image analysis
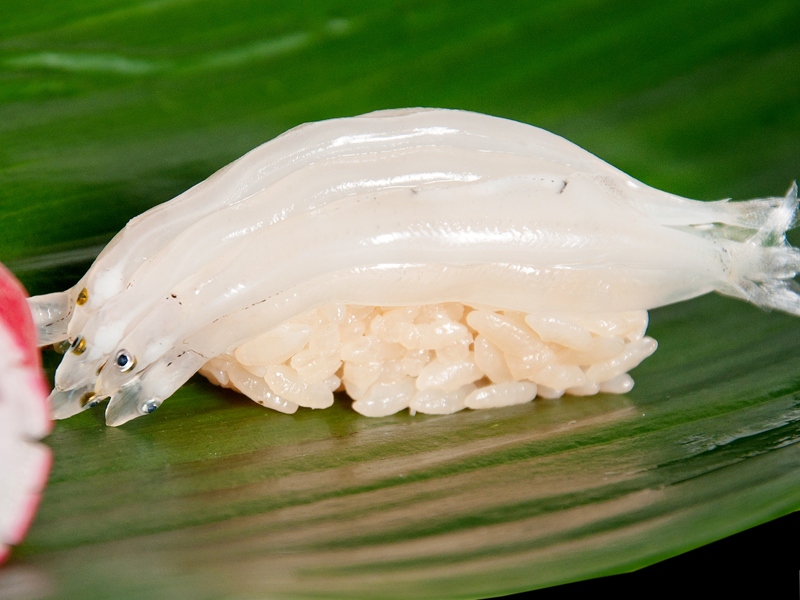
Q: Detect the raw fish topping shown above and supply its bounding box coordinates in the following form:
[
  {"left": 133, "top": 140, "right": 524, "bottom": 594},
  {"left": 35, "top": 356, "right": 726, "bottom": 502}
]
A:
[{"left": 26, "top": 109, "right": 799, "bottom": 426}]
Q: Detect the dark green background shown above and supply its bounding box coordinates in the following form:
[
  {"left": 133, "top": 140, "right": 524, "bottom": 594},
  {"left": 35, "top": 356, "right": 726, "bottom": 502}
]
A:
[{"left": 1, "top": 1, "right": 799, "bottom": 598}]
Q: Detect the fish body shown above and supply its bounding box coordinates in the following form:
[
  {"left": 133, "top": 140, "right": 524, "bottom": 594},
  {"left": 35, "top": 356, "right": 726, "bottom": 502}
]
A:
[{"left": 27, "top": 108, "right": 800, "bottom": 425}]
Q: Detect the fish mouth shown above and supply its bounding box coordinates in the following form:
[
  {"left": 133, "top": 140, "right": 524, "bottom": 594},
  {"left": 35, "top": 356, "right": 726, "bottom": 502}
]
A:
[
  {"left": 104, "top": 379, "right": 158, "bottom": 427},
  {"left": 48, "top": 382, "right": 105, "bottom": 419}
]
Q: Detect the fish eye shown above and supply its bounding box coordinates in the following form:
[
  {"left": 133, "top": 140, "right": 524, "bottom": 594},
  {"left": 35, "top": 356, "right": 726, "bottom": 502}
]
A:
[
  {"left": 70, "top": 336, "right": 86, "bottom": 355},
  {"left": 79, "top": 391, "right": 96, "bottom": 407},
  {"left": 76, "top": 287, "right": 89, "bottom": 306},
  {"left": 142, "top": 399, "right": 160, "bottom": 414},
  {"left": 115, "top": 350, "right": 136, "bottom": 372}
]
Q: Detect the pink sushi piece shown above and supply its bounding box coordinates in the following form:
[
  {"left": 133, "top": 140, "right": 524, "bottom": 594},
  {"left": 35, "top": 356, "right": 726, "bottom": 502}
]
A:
[{"left": 0, "top": 261, "right": 52, "bottom": 564}]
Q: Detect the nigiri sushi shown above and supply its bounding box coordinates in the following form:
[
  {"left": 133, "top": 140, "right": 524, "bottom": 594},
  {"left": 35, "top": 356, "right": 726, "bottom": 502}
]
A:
[{"left": 26, "top": 108, "right": 800, "bottom": 426}]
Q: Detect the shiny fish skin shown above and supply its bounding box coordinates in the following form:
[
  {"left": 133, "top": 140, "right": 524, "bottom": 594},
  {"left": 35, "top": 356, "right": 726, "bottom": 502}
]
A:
[{"left": 27, "top": 108, "right": 800, "bottom": 425}]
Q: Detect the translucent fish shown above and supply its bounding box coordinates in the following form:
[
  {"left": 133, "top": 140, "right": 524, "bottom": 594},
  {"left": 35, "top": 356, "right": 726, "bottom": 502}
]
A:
[{"left": 27, "top": 108, "right": 799, "bottom": 425}]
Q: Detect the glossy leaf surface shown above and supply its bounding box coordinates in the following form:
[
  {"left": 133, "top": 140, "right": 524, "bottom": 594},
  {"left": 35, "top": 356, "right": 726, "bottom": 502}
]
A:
[{"left": 1, "top": 1, "right": 799, "bottom": 597}]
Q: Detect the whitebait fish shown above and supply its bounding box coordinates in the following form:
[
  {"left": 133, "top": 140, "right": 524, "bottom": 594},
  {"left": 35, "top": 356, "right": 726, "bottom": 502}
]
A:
[
  {"left": 0, "top": 263, "right": 51, "bottom": 561},
  {"left": 27, "top": 108, "right": 800, "bottom": 426}
]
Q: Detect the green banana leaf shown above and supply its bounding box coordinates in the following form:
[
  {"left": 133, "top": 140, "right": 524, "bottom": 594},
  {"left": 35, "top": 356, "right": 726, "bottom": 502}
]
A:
[{"left": 1, "top": 1, "right": 799, "bottom": 597}]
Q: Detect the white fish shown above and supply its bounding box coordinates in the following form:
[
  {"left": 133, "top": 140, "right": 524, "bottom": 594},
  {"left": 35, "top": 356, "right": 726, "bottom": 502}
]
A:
[{"left": 27, "top": 108, "right": 800, "bottom": 426}]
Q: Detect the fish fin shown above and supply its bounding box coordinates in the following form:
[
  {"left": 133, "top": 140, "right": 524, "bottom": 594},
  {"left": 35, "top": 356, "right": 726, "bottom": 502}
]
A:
[
  {"left": 717, "top": 184, "right": 800, "bottom": 316},
  {"left": 744, "top": 181, "right": 798, "bottom": 245},
  {"left": 648, "top": 182, "right": 798, "bottom": 234},
  {"left": 718, "top": 278, "right": 800, "bottom": 316}
]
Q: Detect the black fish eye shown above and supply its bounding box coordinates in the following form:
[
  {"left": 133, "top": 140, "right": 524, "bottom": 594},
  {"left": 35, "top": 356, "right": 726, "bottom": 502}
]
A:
[{"left": 115, "top": 350, "right": 136, "bottom": 372}]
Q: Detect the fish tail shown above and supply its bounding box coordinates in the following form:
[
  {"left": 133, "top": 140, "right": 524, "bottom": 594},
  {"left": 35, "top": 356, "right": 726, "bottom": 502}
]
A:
[
  {"left": 743, "top": 181, "right": 798, "bottom": 245},
  {"left": 717, "top": 183, "right": 800, "bottom": 315}
]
